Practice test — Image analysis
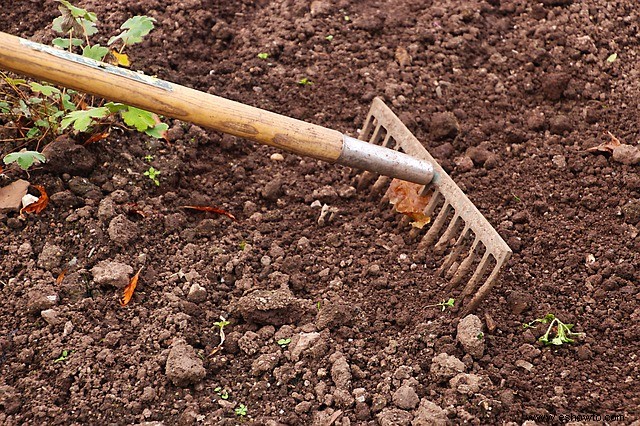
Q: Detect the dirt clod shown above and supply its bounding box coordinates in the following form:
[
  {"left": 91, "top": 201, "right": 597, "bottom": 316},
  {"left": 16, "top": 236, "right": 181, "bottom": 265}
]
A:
[
  {"left": 457, "top": 314, "right": 485, "bottom": 358},
  {"left": 392, "top": 384, "right": 419, "bottom": 410},
  {"left": 91, "top": 260, "right": 134, "bottom": 289},
  {"left": 165, "top": 339, "right": 206, "bottom": 387}
]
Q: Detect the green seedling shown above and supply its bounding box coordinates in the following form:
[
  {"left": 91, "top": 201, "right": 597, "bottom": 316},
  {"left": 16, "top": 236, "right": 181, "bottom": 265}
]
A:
[
  {"left": 316, "top": 300, "right": 322, "bottom": 311},
  {"left": 606, "top": 53, "right": 618, "bottom": 63},
  {"left": 144, "top": 154, "right": 154, "bottom": 162},
  {"left": 257, "top": 52, "right": 269, "bottom": 60},
  {"left": 3, "top": 151, "right": 46, "bottom": 171},
  {"left": 297, "top": 77, "right": 313, "bottom": 86},
  {"left": 277, "top": 338, "right": 291, "bottom": 348},
  {"left": 428, "top": 298, "right": 455, "bottom": 311},
  {"left": 54, "top": 349, "right": 71, "bottom": 363},
  {"left": 1, "top": 1, "right": 166, "bottom": 171},
  {"left": 325, "top": 35, "right": 334, "bottom": 41},
  {"left": 143, "top": 166, "right": 161, "bottom": 186},
  {"left": 210, "top": 316, "right": 231, "bottom": 356},
  {"left": 235, "top": 404, "right": 248, "bottom": 417},
  {"left": 214, "top": 386, "right": 230, "bottom": 400},
  {"left": 523, "top": 314, "right": 585, "bottom": 346},
  {"left": 477, "top": 332, "right": 484, "bottom": 340},
  {"left": 239, "top": 240, "right": 247, "bottom": 251},
  {"left": 513, "top": 194, "right": 522, "bottom": 203}
]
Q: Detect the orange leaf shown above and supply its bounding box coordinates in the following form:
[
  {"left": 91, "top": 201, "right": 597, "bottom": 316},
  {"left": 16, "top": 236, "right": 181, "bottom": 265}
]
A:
[
  {"left": 56, "top": 269, "right": 67, "bottom": 285},
  {"left": 20, "top": 184, "right": 49, "bottom": 216},
  {"left": 83, "top": 131, "right": 110, "bottom": 146},
  {"left": 120, "top": 267, "right": 143, "bottom": 306},
  {"left": 587, "top": 131, "right": 621, "bottom": 154},
  {"left": 182, "top": 205, "right": 237, "bottom": 221},
  {"left": 386, "top": 179, "right": 431, "bottom": 228}
]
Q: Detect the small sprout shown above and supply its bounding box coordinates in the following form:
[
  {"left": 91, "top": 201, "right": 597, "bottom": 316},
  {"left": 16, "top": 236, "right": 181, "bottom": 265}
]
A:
[
  {"left": 211, "top": 316, "right": 231, "bottom": 356},
  {"left": 344, "top": 15, "right": 350, "bottom": 21},
  {"left": 277, "top": 338, "right": 292, "bottom": 348},
  {"left": 477, "top": 332, "right": 484, "bottom": 340},
  {"left": 325, "top": 35, "right": 334, "bottom": 41},
  {"left": 298, "top": 77, "right": 313, "bottom": 86},
  {"left": 214, "top": 387, "right": 229, "bottom": 400},
  {"left": 235, "top": 404, "right": 248, "bottom": 417},
  {"left": 144, "top": 154, "right": 154, "bottom": 162},
  {"left": 257, "top": 52, "right": 269, "bottom": 60},
  {"left": 239, "top": 240, "right": 247, "bottom": 251},
  {"left": 523, "top": 314, "right": 585, "bottom": 347},
  {"left": 606, "top": 53, "right": 618, "bottom": 63},
  {"left": 144, "top": 166, "right": 161, "bottom": 186},
  {"left": 3, "top": 151, "right": 46, "bottom": 171},
  {"left": 428, "top": 298, "right": 455, "bottom": 311},
  {"left": 54, "top": 349, "right": 71, "bottom": 363},
  {"left": 316, "top": 300, "right": 322, "bottom": 311},
  {"left": 513, "top": 194, "right": 522, "bottom": 203}
]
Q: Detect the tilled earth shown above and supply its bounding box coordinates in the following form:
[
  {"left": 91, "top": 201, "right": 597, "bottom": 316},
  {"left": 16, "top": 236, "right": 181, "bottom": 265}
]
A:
[{"left": 1, "top": 0, "right": 640, "bottom": 425}]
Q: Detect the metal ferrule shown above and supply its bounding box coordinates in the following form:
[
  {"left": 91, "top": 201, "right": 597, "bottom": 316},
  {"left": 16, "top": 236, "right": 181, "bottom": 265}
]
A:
[{"left": 337, "top": 135, "right": 434, "bottom": 185}]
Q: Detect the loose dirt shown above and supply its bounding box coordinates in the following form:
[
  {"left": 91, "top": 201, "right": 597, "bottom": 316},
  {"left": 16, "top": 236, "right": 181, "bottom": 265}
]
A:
[{"left": 1, "top": 0, "right": 639, "bottom": 425}]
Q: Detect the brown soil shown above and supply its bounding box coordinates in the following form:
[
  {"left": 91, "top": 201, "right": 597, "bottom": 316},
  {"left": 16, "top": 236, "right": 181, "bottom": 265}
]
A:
[{"left": 2, "top": 0, "right": 640, "bottom": 425}]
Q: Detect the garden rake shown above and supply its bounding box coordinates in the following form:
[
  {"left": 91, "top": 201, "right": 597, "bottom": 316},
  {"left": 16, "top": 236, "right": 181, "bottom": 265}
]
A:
[{"left": 0, "top": 31, "right": 511, "bottom": 314}]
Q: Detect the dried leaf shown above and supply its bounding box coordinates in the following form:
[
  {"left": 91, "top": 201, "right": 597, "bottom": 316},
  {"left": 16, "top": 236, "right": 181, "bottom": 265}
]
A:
[
  {"left": 56, "top": 269, "right": 67, "bottom": 285},
  {"left": 20, "top": 185, "right": 49, "bottom": 216},
  {"left": 586, "top": 131, "right": 621, "bottom": 154},
  {"left": 182, "top": 205, "right": 237, "bottom": 221},
  {"left": 110, "top": 50, "right": 130, "bottom": 67},
  {"left": 83, "top": 131, "right": 110, "bottom": 146},
  {"left": 126, "top": 203, "right": 147, "bottom": 218},
  {"left": 386, "top": 179, "right": 431, "bottom": 228},
  {"left": 120, "top": 267, "right": 143, "bottom": 306}
]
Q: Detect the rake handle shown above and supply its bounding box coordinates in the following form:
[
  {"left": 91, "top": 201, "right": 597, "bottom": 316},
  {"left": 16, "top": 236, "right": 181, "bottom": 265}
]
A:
[
  {"left": 0, "top": 31, "right": 434, "bottom": 185},
  {"left": 0, "top": 31, "right": 344, "bottom": 161}
]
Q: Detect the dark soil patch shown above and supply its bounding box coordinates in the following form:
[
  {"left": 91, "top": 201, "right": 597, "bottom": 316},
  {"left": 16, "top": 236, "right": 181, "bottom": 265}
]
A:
[{"left": 2, "top": 0, "right": 640, "bottom": 425}]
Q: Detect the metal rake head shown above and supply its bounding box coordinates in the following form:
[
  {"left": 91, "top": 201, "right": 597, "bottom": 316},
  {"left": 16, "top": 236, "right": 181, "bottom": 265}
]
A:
[{"left": 355, "top": 98, "right": 512, "bottom": 315}]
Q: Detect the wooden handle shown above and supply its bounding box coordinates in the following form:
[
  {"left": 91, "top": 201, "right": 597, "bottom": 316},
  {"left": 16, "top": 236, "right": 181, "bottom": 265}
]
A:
[{"left": 0, "top": 31, "right": 344, "bottom": 162}]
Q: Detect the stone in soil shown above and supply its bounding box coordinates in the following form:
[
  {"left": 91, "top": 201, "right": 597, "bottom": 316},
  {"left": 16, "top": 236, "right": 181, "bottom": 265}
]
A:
[
  {"left": 392, "top": 384, "right": 419, "bottom": 410},
  {"left": 612, "top": 144, "right": 640, "bottom": 165},
  {"left": 456, "top": 314, "right": 485, "bottom": 358},
  {"left": 430, "top": 112, "right": 459, "bottom": 140},
  {"left": 37, "top": 242, "right": 63, "bottom": 271},
  {"left": 315, "top": 299, "right": 355, "bottom": 330},
  {"left": 430, "top": 353, "right": 465, "bottom": 383},
  {"left": 233, "top": 286, "right": 310, "bottom": 326},
  {"left": 0, "top": 179, "right": 30, "bottom": 213},
  {"left": 330, "top": 353, "right": 352, "bottom": 389},
  {"left": 41, "top": 135, "right": 96, "bottom": 175},
  {"left": 449, "top": 373, "right": 484, "bottom": 395},
  {"left": 107, "top": 214, "right": 139, "bottom": 246},
  {"left": 165, "top": 339, "right": 206, "bottom": 387},
  {"left": 250, "top": 352, "right": 281, "bottom": 376},
  {"left": 91, "top": 260, "right": 134, "bottom": 289},
  {"left": 412, "top": 398, "right": 447, "bottom": 426},
  {"left": 376, "top": 408, "right": 413, "bottom": 426}
]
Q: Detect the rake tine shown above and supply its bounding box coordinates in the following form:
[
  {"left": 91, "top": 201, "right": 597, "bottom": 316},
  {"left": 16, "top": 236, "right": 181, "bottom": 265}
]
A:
[
  {"left": 461, "top": 259, "right": 505, "bottom": 316},
  {"left": 419, "top": 202, "right": 451, "bottom": 250},
  {"left": 439, "top": 225, "right": 470, "bottom": 277},
  {"left": 434, "top": 215, "right": 462, "bottom": 255},
  {"left": 460, "top": 251, "right": 492, "bottom": 300},
  {"left": 450, "top": 237, "right": 480, "bottom": 286}
]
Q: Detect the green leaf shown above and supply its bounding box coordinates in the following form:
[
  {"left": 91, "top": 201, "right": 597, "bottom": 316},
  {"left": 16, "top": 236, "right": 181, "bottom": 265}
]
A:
[
  {"left": 35, "top": 119, "right": 50, "bottom": 128},
  {"left": 82, "top": 44, "right": 109, "bottom": 61},
  {"left": 104, "top": 102, "right": 128, "bottom": 113},
  {"left": 121, "top": 106, "right": 156, "bottom": 131},
  {"left": 0, "top": 101, "right": 9, "bottom": 114},
  {"left": 26, "top": 127, "right": 41, "bottom": 138},
  {"left": 60, "top": 106, "right": 109, "bottom": 132},
  {"left": 30, "top": 82, "right": 61, "bottom": 96},
  {"left": 108, "top": 16, "right": 155, "bottom": 47},
  {"left": 61, "top": 94, "right": 76, "bottom": 111},
  {"left": 144, "top": 122, "right": 168, "bottom": 139},
  {"left": 28, "top": 97, "right": 43, "bottom": 105},
  {"left": 257, "top": 52, "right": 269, "bottom": 59},
  {"left": 52, "top": 37, "right": 84, "bottom": 49},
  {"left": 3, "top": 151, "right": 47, "bottom": 171},
  {"left": 80, "top": 18, "right": 98, "bottom": 36},
  {"left": 325, "top": 35, "right": 334, "bottom": 41},
  {"left": 606, "top": 53, "right": 618, "bottom": 63},
  {"left": 57, "top": 0, "right": 96, "bottom": 20}
]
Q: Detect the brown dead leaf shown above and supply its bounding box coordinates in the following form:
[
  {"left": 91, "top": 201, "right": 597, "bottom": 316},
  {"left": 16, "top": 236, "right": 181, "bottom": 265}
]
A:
[
  {"left": 126, "top": 203, "right": 147, "bottom": 218},
  {"left": 120, "top": 267, "right": 143, "bottom": 306},
  {"left": 56, "top": 269, "right": 67, "bottom": 285},
  {"left": 83, "top": 131, "right": 110, "bottom": 146},
  {"left": 386, "top": 179, "right": 431, "bottom": 228},
  {"left": 20, "top": 184, "right": 49, "bottom": 216},
  {"left": 587, "top": 131, "right": 621, "bottom": 154},
  {"left": 182, "top": 205, "right": 237, "bottom": 221}
]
